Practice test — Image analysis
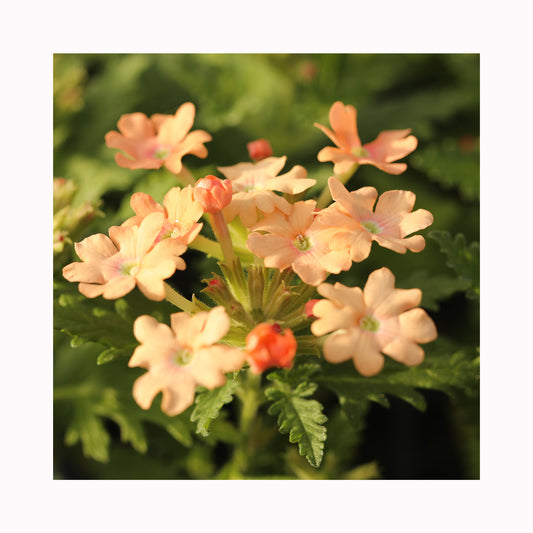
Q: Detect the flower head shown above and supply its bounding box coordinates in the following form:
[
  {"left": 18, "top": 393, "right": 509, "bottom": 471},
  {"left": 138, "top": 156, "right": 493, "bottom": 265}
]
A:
[
  {"left": 62, "top": 212, "right": 187, "bottom": 300},
  {"left": 245, "top": 323, "right": 297, "bottom": 374},
  {"left": 128, "top": 307, "right": 246, "bottom": 416},
  {"left": 311, "top": 267, "right": 437, "bottom": 376},
  {"left": 315, "top": 177, "right": 433, "bottom": 262},
  {"left": 218, "top": 156, "right": 315, "bottom": 227},
  {"left": 193, "top": 175, "right": 233, "bottom": 214},
  {"left": 122, "top": 185, "right": 203, "bottom": 245},
  {"left": 247, "top": 139, "right": 273, "bottom": 161},
  {"left": 315, "top": 101, "right": 417, "bottom": 175},
  {"left": 246, "top": 200, "right": 351, "bottom": 286},
  {"left": 105, "top": 102, "right": 211, "bottom": 174}
]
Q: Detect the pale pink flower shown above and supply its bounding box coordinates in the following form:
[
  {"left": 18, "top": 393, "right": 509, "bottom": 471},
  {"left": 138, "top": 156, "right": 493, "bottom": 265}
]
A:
[
  {"left": 217, "top": 156, "right": 315, "bottom": 227},
  {"left": 311, "top": 267, "right": 437, "bottom": 376},
  {"left": 128, "top": 307, "right": 246, "bottom": 416},
  {"left": 246, "top": 200, "right": 351, "bottom": 286},
  {"left": 315, "top": 101, "right": 418, "bottom": 175},
  {"left": 315, "top": 177, "right": 433, "bottom": 262},
  {"left": 63, "top": 212, "right": 186, "bottom": 300},
  {"left": 105, "top": 102, "right": 211, "bottom": 174},
  {"left": 122, "top": 185, "right": 203, "bottom": 245}
]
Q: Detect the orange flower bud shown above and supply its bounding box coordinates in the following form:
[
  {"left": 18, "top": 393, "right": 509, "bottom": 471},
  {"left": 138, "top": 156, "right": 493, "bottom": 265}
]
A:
[
  {"left": 193, "top": 175, "right": 233, "bottom": 214},
  {"left": 247, "top": 139, "right": 273, "bottom": 161},
  {"left": 245, "top": 323, "right": 297, "bottom": 374}
]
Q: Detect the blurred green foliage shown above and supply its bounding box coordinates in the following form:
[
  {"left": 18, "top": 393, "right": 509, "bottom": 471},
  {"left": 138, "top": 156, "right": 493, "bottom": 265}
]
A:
[{"left": 53, "top": 53, "right": 479, "bottom": 479}]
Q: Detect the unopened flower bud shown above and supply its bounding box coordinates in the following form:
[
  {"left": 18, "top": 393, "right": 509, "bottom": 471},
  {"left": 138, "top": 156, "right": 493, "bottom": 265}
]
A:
[
  {"left": 305, "top": 299, "right": 320, "bottom": 318},
  {"left": 245, "top": 322, "right": 297, "bottom": 374},
  {"left": 193, "top": 175, "right": 233, "bottom": 214},
  {"left": 247, "top": 139, "right": 273, "bottom": 161}
]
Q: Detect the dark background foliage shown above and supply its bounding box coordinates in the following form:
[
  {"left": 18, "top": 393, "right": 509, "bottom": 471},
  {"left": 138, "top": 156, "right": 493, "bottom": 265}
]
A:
[{"left": 53, "top": 53, "right": 479, "bottom": 479}]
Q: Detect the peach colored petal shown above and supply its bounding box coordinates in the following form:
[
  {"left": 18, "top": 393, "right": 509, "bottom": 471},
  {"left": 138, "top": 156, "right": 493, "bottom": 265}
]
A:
[
  {"left": 160, "top": 372, "right": 197, "bottom": 416},
  {"left": 190, "top": 346, "right": 244, "bottom": 389},
  {"left": 101, "top": 276, "right": 137, "bottom": 299},
  {"left": 375, "top": 189, "right": 416, "bottom": 217},
  {"left": 171, "top": 129, "right": 212, "bottom": 158},
  {"left": 130, "top": 192, "right": 164, "bottom": 218},
  {"left": 117, "top": 112, "right": 155, "bottom": 138},
  {"left": 132, "top": 315, "right": 176, "bottom": 352},
  {"left": 135, "top": 271, "right": 168, "bottom": 301},
  {"left": 131, "top": 372, "right": 165, "bottom": 410},
  {"left": 398, "top": 308, "right": 438, "bottom": 343},
  {"left": 363, "top": 267, "right": 396, "bottom": 309},
  {"left": 142, "top": 239, "right": 187, "bottom": 271},
  {"left": 157, "top": 103, "right": 196, "bottom": 145},
  {"left": 373, "top": 233, "right": 426, "bottom": 254},
  {"left": 247, "top": 233, "right": 295, "bottom": 270},
  {"left": 323, "top": 330, "right": 358, "bottom": 364},
  {"left": 135, "top": 212, "right": 165, "bottom": 258},
  {"left": 328, "top": 177, "right": 377, "bottom": 219},
  {"left": 317, "top": 282, "right": 365, "bottom": 311},
  {"left": 311, "top": 301, "right": 357, "bottom": 336},
  {"left": 399, "top": 209, "right": 433, "bottom": 237},
  {"left": 381, "top": 336, "right": 425, "bottom": 367},
  {"left": 114, "top": 152, "right": 164, "bottom": 170},
  {"left": 265, "top": 165, "right": 315, "bottom": 194},
  {"left": 288, "top": 200, "right": 316, "bottom": 235},
  {"left": 328, "top": 101, "right": 360, "bottom": 150},
  {"left": 78, "top": 282, "right": 106, "bottom": 299},
  {"left": 249, "top": 208, "right": 289, "bottom": 234},
  {"left": 108, "top": 225, "right": 137, "bottom": 258},
  {"left": 292, "top": 252, "right": 327, "bottom": 286},
  {"left": 373, "top": 288, "right": 422, "bottom": 319},
  {"left": 350, "top": 330, "right": 386, "bottom": 376},
  {"left": 62, "top": 261, "right": 105, "bottom": 284},
  {"left": 196, "top": 306, "right": 231, "bottom": 347},
  {"left": 363, "top": 129, "right": 417, "bottom": 163},
  {"left": 253, "top": 190, "right": 277, "bottom": 215},
  {"left": 74, "top": 233, "right": 117, "bottom": 263}
]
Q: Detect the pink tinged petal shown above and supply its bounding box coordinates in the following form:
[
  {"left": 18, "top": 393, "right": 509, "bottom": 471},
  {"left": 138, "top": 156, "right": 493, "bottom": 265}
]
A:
[
  {"left": 135, "top": 271, "right": 168, "bottom": 301},
  {"left": 398, "top": 308, "right": 438, "bottom": 343},
  {"left": 156, "top": 102, "right": 196, "bottom": 145},
  {"left": 131, "top": 372, "right": 165, "bottom": 410},
  {"left": 117, "top": 112, "right": 155, "bottom": 138},
  {"left": 316, "top": 248, "right": 352, "bottom": 274},
  {"left": 132, "top": 315, "right": 176, "bottom": 353},
  {"left": 142, "top": 239, "right": 187, "bottom": 271},
  {"left": 114, "top": 152, "right": 164, "bottom": 170},
  {"left": 101, "top": 276, "right": 136, "bottom": 299},
  {"left": 171, "top": 130, "right": 212, "bottom": 159},
  {"left": 314, "top": 121, "right": 342, "bottom": 148},
  {"left": 328, "top": 101, "right": 361, "bottom": 150},
  {"left": 190, "top": 346, "right": 245, "bottom": 389},
  {"left": 375, "top": 189, "right": 416, "bottom": 217},
  {"left": 400, "top": 209, "right": 433, "bottom": 237},
  {"left": 197, "top": 306, "right": 231, "bottom": 347},
  {"left": 160, "top": 373, "right": 197, "bottom": 416},
  {"left": 381, "top": 337, "right": 425, "bottom": 367},
  {"left": 130, "top": 192, "right": 164, "bottom": 218},
  {"left": 150, "top": 113, "right": 172, "bottom": 130},
  {"left": 289, "top": 200, "right": 316, "bottom": 235},
  {"left": 372, "top": 287, "right": 422, "bottom": 319},
  {"left": 317, "top": 146, "right": 353, "bottom": 164},
  {"left": 62, "top": 262, "right": 105, "bottom": 284},
  {"left": 373, "top": 233, "right": 426, "bottom": 254},
  {"left": 74, "top": 233, "right": 117, "bottom": 262},
  {"left": 363, "top": 267, "right": 396, "bottom": 309},
  {"left": 163, "top": 186, "right": 203, "bottom": 226},
  {"left": 226, "top": 195, "right": 259, "bottom": 227},
  {"left": 253, "top": 156, "right": 288, "bottom": 178},
  {"left": 328, "top": 177, "right": 377, "bottom": 220},
  {"left": 249, "top": 208, "right": 290, "bottom": 234},
  {"left": 247, "top": 233, "right": 296, "bottom": 270},
  {"left": 253, "top": 191, "right": 277, "bottom": 215},
  {"left": 363, "top": 129, "right": 417, "bottom": 163},
  {"left": 77, "top": 282, "right": 106, "bottom": 298},
  {"left": 108, "top": 225, "right": 137, "bottom": 257},
  {"left": 265, "top": 166, "right": 315, "bottom": 194}
]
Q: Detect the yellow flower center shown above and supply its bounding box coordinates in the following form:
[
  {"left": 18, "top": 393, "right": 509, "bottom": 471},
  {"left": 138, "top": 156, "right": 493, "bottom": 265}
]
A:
[
  {"left": 294, "top": 233, "right": 312, "bottom": 252},
  {"left": 359, "top": 315, "right": 380, "bottom": 333},
  {"left": 154, "top": 148, "right": 170, "bottom": 159},
  {"left": 351, "top": 146, "right": 369, "bottom": 158},
  {"left": 121, "top": 261, "right": 139, "bottom": 277},
  {"left": 173, "top": 347, "right": 193, "bottom": 366},
  {"left": 361, "top": 220, "right": 382, "bottom": 234}
]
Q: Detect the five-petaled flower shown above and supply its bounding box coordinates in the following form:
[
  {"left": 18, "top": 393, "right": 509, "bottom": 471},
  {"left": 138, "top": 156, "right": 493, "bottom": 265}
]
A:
[
  {"left": 315, "top": 101, "right": 418, "bottom": 175},
  {"left": 218, "top": 156, "right": 315, "bottom": 227},
  {"left": 246, "top": 199, "right": 351, "bottom": 286},
  {"left": 128, "top": 307, "right": 246, "bottom": 416},
  {"left": 62, "top": 212, "right": 187, "bottom": 300},
  {"left": 105, "top": 102, "right": 211, "bottom": 174},
  {"left": 122, "top": 185, "right": 203, "bottom": 245},
  {"left": 245, "top": 322, "right": 297, "bottom": 373},
  {"left": 315, "top": 177, "right": 433, "bottom": 263},
  {"left": 311, "top": 267, "right": 437, "bottom": 376}
]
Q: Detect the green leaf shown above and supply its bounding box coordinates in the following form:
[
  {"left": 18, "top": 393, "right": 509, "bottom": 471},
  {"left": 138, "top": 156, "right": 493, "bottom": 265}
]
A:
[
  {"left": 429, "top": 231, "right": 480, "bottom": 299},
  {"left": 190, "top": 378, "right": 239, "bottom": 437},
  {"left": 266, "top": 370, "right": 327, "bottom": 468}
]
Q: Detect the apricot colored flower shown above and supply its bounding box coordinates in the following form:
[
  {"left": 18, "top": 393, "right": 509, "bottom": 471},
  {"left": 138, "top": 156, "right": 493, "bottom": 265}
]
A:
[
  {"left": 246, "top": 200, "right": 351, "bottom": 286},
  {"left": 105, "top": 102, "right": 211, "bottom": 174},
  {"left": 245, "top": 323, "right": 297, "bottom": 374},
  {"left": 247, "top": 139, "right": 273, "bottom": 161},
  {"left": 315, "top": 177, "right": 433, "bottom": 262},
  {"left": 193, "top": 175, "right": 233, "bottom": 214},
  {"left": 311, "top": 267, "right": 437, "bottom": 376},
  {"left": 315, "top": 101, "right": 418, "bottom": 175},
  {"left": 129, "top": 307, "right": 246, "bottom": 416},
  {"left": 122, "top": 185, "right": 203, "bottom": 246},
  {"left": 63, "top": 212, "right": 186, "bottom": 300},
  {"left": 217, "top": 156, "right": 315, "bottom": 226}
]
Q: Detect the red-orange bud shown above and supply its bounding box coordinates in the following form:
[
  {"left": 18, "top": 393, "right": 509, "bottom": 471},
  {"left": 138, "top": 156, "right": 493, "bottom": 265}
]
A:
[
  {"left": 193, "top": 175, "right": 233, "bottom": 213},
  {"left": 305, "top": 299, "right": 320, "bottom": 318},
  {"left": 247, "top": 139, "right": 273, "bottom": 161},
  {"left": 245, "top": 323, "right": 297, "bottom": 374}
]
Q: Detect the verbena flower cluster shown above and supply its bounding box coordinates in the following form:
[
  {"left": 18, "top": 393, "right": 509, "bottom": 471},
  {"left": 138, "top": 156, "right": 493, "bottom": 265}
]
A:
[{"left": 62, "top": 100, "right": 437, "bottom": 416}]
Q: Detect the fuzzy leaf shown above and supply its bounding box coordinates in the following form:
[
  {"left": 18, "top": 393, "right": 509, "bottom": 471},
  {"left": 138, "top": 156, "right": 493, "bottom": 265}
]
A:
[
  {"left": 191, "top": 378, "right": 239, "bottom": 437},
  {"left": 429, "top": 231, "right": 480, "bottom": 299},
  {"left": 266, "top": 370, "right": 327, "bottom": 468}
]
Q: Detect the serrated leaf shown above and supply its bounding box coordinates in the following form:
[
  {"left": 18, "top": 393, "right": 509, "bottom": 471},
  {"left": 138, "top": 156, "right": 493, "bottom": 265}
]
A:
[
  {"left": 266, "top": 372, "right": 327, "bottom": 468},
  {"left": 429, "top": 231, "right": 480, "bottom": 299},
  {"left": 191, "top": 379, "right": 239, "bottom": 437}
]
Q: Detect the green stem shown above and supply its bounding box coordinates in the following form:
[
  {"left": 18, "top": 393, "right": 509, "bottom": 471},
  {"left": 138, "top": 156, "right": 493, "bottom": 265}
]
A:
[
  {"left": 188, "top": 234, "right": 224, "bottom": 260},
  {"left": 210, "top": 211, "right": 235, "bottom": 264},
  {"left": 164, "top": 283, "right": 197, "bottom": 313},
  {"left": 316, "top": 162, "right": 359, "bottom": 209}
]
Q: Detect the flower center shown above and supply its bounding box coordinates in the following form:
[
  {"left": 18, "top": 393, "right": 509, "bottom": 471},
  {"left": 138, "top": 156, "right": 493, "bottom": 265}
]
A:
[
  {"left": 121, "top": 261, "right": 139, "bottom": 277},
  {"left": 294, "top": 233, "right": 312, "bottom": 252},
  {"left": 154, "top": 147, "right": 171, "bottom": 159},
  {"left": 361, "top": 220, "right": 382, "bottom": 234},
  {"left": 351, "top": 146, "right": 369, "bottom": 158},
  {"left": 359, "top": 315, "right": 380, "bottom": 333},
  {"left": 173, "top": 347, "right": 193, "bottom": 366}
]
